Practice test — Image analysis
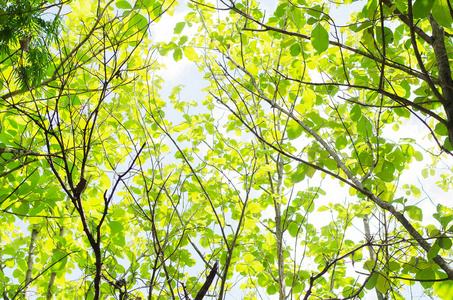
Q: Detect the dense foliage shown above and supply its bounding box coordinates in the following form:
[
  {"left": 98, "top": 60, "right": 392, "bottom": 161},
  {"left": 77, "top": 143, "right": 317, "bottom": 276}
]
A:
[
  {"left": 0, "top": 0, "right": 60, "bottom": 89},
  {"left": 0, "top": 0, "right": 453, "bottom": 299}
]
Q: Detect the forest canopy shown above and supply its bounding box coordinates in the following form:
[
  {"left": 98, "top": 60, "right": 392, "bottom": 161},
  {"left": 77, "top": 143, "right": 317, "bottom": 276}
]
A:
[{"left": 1, "top": 0, "right": 453, "bottom": 299}]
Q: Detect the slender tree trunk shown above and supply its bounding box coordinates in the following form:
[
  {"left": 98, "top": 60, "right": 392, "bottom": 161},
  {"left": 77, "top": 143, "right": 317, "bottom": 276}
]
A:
[
  {"left": 363, "top": 215, "right": 384, "bottom": 300},
  {"left": 47, "top": 226, "right": 65, "bottom": 300},
  {"left": 274, "top": 155, "right": 286, "bottom": 300},
  {"left": 25, "top": 224, "right": 40, "bottom": 298},
  {"left": 0, "top": 235, "right": 9, "bottom": 300}
]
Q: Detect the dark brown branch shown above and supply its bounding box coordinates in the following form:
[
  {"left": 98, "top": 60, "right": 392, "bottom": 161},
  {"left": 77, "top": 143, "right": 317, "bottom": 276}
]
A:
[
  {"left": 275, "top": 70, "right": 448, "bottom": 126},
  {"left": 195, "top": 261, "right": 218, "bottom": 300},
  {"left": 406, "top": 3, "right": 445, "bottom": 107},
  {"left": 428, "top": 15, "right": 453, "bottom": 147},
  {"left": 0, "top": 148, "right": 56, "bottom": 157}
]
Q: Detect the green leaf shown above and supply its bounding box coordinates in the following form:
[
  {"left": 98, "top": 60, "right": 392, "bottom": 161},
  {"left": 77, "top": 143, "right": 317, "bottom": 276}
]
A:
[
  {"left": 274, "top": 2, "right": 288, "bottom": 18},
  {"left": 291, "top": 164, "right": 307, "bottom": 183},
  {"left": 257, "top": 274, "right": 268, "bottom": 287},
  {"left": 281, "top": 38, "right": 295, "bottom": 49},
  {"left": 394, "top": 106, "right": 411, "bottom": 118},
  {"left": 363, "top": 259, "right": 376, "bottom": 271},
  {"left": 50, "top": 249, "right": 68, "bottom": 272},
  {"left": 174, "top": 22, "right": 186, "bottom": 34},
  {"left": 416, "top": 268, "right": 435, "bottom": 289},
  {"left": 0, "top": 9, "right": 7, "bottom": 24},
  {"left": 376, "top": 171, "right": 394, "bottom": 182},
  {"left": 136, "top": 0, "right": 153, "bottom": 9},
  {"left": 427, "top": 242, "right": 441, "bottom": 260},
  {"left": 412, "top": 0, "right": 435, "bottom": 18},
  {"left": 290, "top": 43, "right": 301, "bottom": 56},
  {"left": 116, "top": 0, "right": 132, "bottom": 9},
  {"left": 363, "top": 0, "right": 378, "bottom": 19},
  {"left": 173, "top": 48, "right": 183, "bottom": 61},
  {"left": 365, "top": 272, "right": 378, "bottom": 290},
  {"left": 293, "top": 282, "right": 304, "bottom": 293},
  {"left": 8, "top": 118, "right": 18, "bottom": 129},
  {"left": 179, "top": 35, "right": 188, "bottom": 45},
  {"left": 318, "top": 205, "right": 329, "bottom": 212},
  {"left": 434, "top": 208, "right": 453, "bottom": 229},
  {"left": 444, "top": 137, "right": 453, "bottom": 151},
  {"left": 311, "top": 24, "right": 329, "bottom": 54},
  {"left": 109, "top": 220, "right": 124, "bottom": 234},
  {"left": 335, "top": 135, "right": 348, "bottom": 150},
  {"left": 132, "top": 14, "right": 148, "bottom": 32},
  {"left": 13, "top": 269, "right": 22, "bottom": 279},
  {"left": 183, "top": 47, "right": 198, "bottom": 60},
  {"left": 248, "top": 202, "right": 262, "bottom": 214},
  {"left": 350, "top": 105, "right": 362, "bottom": 122},
  {"left": 422, "top": 168, "right": 429, "bottom": 178},
  {"left": 322, "top": 158, "right": 337, "bottom": 171},
  {"left": 200, "top": 237, "right": 210, "bottom": 248},
  {"left": 13, "top": 202, "right": 29, "bottom": 216},
  {"left": 376, "top": 273, "right": 390, "bottom": 294},
  {"left": 432, "top": 0, "right": 453, "bottom": 27},
  {"left": 152, "top": 3, "right": 163, "bottom": 18},
  {"left": 434, "top": 278, "right": 453, "bottom": 298},
  {"left": 400, "top": 80, "right": 411, "bottom": 98},
  {"left": 306, "top": 165, "right": 316, "bottom": 178},
  {"left": 414, "top": 151, "right": 423, "bottom": 161},
  {"left": 388, "top": 261, "right": 400, "bottom": 272},
  {"left": 435, "top": 123, "right": 449, "bottom": 136},
  {"left": 357, "top": 117, "right": 373, "bottom": 138},
  {"left": 376, "top": 26, "right": 393, "bottom": 45},
  {"left": 287, "top": 119, "right": 303, "bottom": 140},
  {"left": 437, "top": 236, "right": 452, "bottom": 250},
  {"left": 405, "top": 205, "right": 423, "bottom": 221},
  {"left": 288, "top": 222, "right": 299, "bottom": 237},
  {"left": 266, "top": 284, "right": 277, "bottom": 295}
]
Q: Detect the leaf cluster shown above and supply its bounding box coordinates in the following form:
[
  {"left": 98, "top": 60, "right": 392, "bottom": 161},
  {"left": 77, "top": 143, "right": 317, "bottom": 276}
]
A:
[{"left": 0, "top": 0, "right": 61, "bottom": 89}]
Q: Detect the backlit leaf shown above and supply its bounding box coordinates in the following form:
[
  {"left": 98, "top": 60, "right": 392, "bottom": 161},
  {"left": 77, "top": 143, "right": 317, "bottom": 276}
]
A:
[
  {"left": 311, "top": 24, "right": 329, "bottom": 53},
  {"left": 287, "top": 119, "right": 303, "bottom": 140},
  {"left": 290, "top": 43, "right": 301, "bottom": 56},
  {"left": 434, "top": 276, "right": 453, "bottom": 298},
  {"left": 413, "top": 0, "right": 435, "bottom": 18},
  {"left": 116, "top": 0, "right": 132, "bottom": 9},
  {"left": 432, "top": 0, "right": 453, "bottom": 27},
  {"left": 174, "top": 22, "right": 185, "bottom": 34},
  {"left": 376, "top": 274, "right": 390, "bottom": 294},
  {"left": 405, "top": 205, "right": 423, "bottom": 221}
]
